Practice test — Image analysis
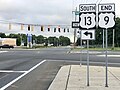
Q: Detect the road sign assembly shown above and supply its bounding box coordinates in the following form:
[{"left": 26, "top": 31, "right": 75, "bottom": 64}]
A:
[
  {"left": 98, "top": 3, "right": 115, "bottom": 87},
  {"left": 71, "top": 3, "right": 115, "bottom": 87},
  {"left": 79, "top": 4, "right": 97, "bottom": 86}
]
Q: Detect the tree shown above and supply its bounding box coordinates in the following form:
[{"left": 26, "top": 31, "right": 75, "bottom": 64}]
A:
[
  {"left": 76, "top": 37, "right": 81, "bottom": 46},
  {"left": 32, "top": 35, "right": 36, "bottom": 44},
  {"left": 36, "top": 35, "right": 44, "bottom": 44},
  {"left": 0, "top": 33, "right": 6, "bottom": 38},
  {"left": 48, "top": 37, "right": 59, "bottom": 46},
  {"left": 59, "top": 36, "right": 70, "bottom": 46},
  {"left": 94, "top": 29, "right": 103, "bottom": 47},
  {"left": 21, "top": 34, "right": 27, "bottom": 46},
  {"left": 115, "top": 17, "right": 120, "bottom": 47}
]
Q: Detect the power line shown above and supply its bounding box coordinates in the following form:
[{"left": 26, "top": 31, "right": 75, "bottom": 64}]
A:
[
  {"left": 86, "top": 0, "right": 89, "bottom": 3},
  {"left": 0, "top": 19, "right": 71, "bottom": 27},
  {"left": 96, "top": 0, "right": 103, "bottom": 4},
  {"left": 98, "top": 0, "right": 103, "bottom": 4}
]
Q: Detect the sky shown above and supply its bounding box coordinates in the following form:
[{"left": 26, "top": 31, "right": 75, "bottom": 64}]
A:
[{"left": 0, "top": 0, "right": 120, "bottom": 42}]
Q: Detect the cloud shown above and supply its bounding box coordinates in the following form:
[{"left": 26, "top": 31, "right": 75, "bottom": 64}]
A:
[
  {"left": 0, "top": 0, "right": 74, "bottom": 42},
  {"left": 1, "top": 0, "right": 119, "bottom": 43},
  {"left": 0, "top": 0, "right": 72, "bottom": 24}
]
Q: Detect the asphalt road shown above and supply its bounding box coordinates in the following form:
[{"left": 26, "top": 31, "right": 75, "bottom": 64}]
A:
[{"left": 0, "top": 47, "right": 120, "bottom": 90}]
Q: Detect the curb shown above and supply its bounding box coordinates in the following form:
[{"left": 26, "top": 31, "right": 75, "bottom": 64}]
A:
[{"left": 48, "top": 65, "right": 70, "bottom": 90}]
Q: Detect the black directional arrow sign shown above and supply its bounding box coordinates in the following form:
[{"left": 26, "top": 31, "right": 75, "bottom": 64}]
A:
[
  {"left": 84, "top": 31, "right": 93, "bottom": 38},
  {"left": 81, "top": 30, "right": 95, "bottom": 40}
]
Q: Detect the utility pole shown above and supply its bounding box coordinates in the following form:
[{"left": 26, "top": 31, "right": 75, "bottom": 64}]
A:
[
  {"left": 20, "top": 34, "right": 22, "bottom": 46},
  {"left": 105, "top": 29, "right": 108, "bottom": 87},
  {"left": 103, "top": 29, "right": 105, "bottom": 48},
  {"left": 72, "top": 7, "right": 77, "bottom": 48},
  {"left": 112, "top": 29, "right": 115, "bottom": 49}
]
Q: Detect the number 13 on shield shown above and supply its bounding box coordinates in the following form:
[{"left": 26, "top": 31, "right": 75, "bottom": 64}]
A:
[{"left": 84, "top": 16, "right": 92, "bottom": 26}]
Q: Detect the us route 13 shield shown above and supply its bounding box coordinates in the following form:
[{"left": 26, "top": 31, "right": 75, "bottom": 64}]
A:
[{"left": 79, "top": 13, "right": 96, "bottom": 29}]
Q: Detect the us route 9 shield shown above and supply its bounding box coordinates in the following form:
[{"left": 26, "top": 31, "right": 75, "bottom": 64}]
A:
[{"left": 98, "top": 12, "right": 115, "bottom": 29}]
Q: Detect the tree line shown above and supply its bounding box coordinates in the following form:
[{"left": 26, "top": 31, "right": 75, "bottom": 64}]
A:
[{"left": 0, "top": 33, "right": 71, "bottom": 46}]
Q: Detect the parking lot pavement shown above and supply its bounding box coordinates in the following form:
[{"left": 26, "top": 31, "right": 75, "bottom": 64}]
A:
[{"left": 48, "top": 65, "right": 120, "bottom": 90}]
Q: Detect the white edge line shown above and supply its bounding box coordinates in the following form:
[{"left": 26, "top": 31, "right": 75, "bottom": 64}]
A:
[
  {"left": 0, "top": 60, "right": 46, "bottom": 90},
  {"left": 0, "top": 70, "right": 27, "bottom": 73},
  {"left": 0, "top": 51, "right": 8, "bottom": 53},
  {"left": 96, "top": 55, "right": 120, "bottom": 57}
]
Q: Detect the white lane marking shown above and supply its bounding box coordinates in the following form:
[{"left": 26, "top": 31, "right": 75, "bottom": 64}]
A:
[
  {"left": 70, "top": 51, "right": 104, "bottom": 54},
  {"left": 0, "top": 60, "right": 46, "bottom": 90},
  {"left": 0, "top": 70, "right": 27, "bottom": 73},
  {"left": 0, "top": 51, "right": 8, "bottom": 53},
  {"left": 97, "top": 55, "right": 120, "bottom": 57}
]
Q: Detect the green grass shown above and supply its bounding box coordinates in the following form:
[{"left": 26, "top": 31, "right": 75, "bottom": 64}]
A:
[
  {"left": 112, "top": 47, "right": 120, "bottom": 51},
  {"left": 72, "top": 47, "right": 120, "bottom": 51},
  {"left": 20, "top": 46, "right": 48, "bottom": 49}
]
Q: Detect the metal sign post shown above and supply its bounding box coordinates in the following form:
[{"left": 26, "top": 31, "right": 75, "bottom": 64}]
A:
[
  {"left": 80, "top": 30, "right": 82, "bottom": 66},
  {"left": 87, "top": 40, "right": 89, "bottom": 86},
  {"left": 73, "top": 7, "right": 77, "bottom": 49},
  {"left": 105, "top": 29, "right": 108, "bottom": 87},
  {"left": 77, "top": 30, "right": 82, "bottom": 66},
  {"left": 98, "top": 3, "right": 115, "bottom": 87},
  {"left": 103, "top": 29, "right": 105, "bottom": 48},
  {"left": 112, "top": 29, "right": 115, "bottom": 49},
  {"left": 72, "top": 8, "right": 82, "bottom": 67}
]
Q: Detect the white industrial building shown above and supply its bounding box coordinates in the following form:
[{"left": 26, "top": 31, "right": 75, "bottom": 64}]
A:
[{"left": 0, "top": 38, "right": 16, "bottom": 46}]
